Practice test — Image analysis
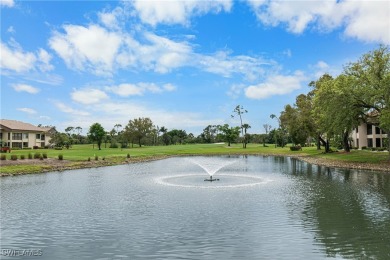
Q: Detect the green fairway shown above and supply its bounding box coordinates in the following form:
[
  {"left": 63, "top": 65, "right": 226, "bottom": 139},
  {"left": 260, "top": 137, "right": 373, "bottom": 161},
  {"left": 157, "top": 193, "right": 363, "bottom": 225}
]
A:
[
  {"left": 1, "top": 143, "right": 389, "bottom": 175},
  {"left": 1, "top": 143, "right": 388, "bottom": 162}
]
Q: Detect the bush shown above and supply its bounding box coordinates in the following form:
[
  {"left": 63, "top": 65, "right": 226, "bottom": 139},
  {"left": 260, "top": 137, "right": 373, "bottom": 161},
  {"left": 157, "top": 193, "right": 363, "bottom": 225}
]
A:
[
  {"left": 95, "top": 155, "right": 98, "bottom": 161},
  {"left": 109, "top": 142, "right": 119, "bottom": 148},
  {"left": 0, "top": 154, "right": 6, "bottom": 160},
  {"left": 290, "top": 145, "right": 302, "bottom": 151},
  {"left": 127, "top": 153, "right": 130, "bottom": 159},
  {"left": 58, "top": 154, "right": 63, "bottom": 160},
  {"left": 34, "top": 153, "right": 41, "bottom": 159},
  {"left": 40, "top": 155, "right": 44, "bottom": 160},
  {"left": 54, "top": 147, "right": 63, "bottom": 150},
  {"left": 42, "top": 153, "right": 48, "bottom": 159},
  {"left": 20, "top": 155, "right": 25, "bottom": 160},
  {"left": 87, "top": 157, "right": 91, "bottom": 161},
  {"left": 371, "top": 147, "right": 377, "bottom": 151},
  {"left": 33, "top": 146, "right": 39, "bottom": 149},
  {"left": 28, "top": 153, "right": 33, "bottom": 159},
  {"left": 10, "top": 155, "right": 18, "bottom": 160},
  {"left": 361, "top": 146, "right": 367, "bottom": 150}
]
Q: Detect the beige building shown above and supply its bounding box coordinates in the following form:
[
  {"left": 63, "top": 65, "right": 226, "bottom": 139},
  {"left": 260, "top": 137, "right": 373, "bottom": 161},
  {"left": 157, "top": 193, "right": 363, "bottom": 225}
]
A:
[
  {"left": 351, "top": 122, "right": 388, "bottom": 149},
  {"left": 0, "top": 119, "right": 54, "bottom": 149}
]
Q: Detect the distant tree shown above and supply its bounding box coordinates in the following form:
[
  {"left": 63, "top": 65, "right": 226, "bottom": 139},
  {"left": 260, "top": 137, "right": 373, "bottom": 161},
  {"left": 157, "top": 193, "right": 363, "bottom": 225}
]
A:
[
  {"left": 231, "top": 105, "right": 248, "bottom": 148},
  {"left": 242, "top": 123, "right": 251, "bottom": 148},
  {"left": 88, "top": 123, "right": 105, "bottom": 150},
  {"left": 263, "top": 124, "right": 272, "bottom": 147},
  {"left": 124, "top": 117, "right": 154, "bottom": 147},
  {"left": 218, "top": 124, "right": 240, "bottom": 146}
]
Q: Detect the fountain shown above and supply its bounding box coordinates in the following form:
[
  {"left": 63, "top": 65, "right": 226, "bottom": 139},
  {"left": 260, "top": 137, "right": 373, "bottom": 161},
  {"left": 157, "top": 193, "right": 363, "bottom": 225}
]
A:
[
  {"left": 155, "top": 156, "right": 271, "bottom": 189},
  {"left": 186, "top": 157, "right": 236, "bottom": 182}
]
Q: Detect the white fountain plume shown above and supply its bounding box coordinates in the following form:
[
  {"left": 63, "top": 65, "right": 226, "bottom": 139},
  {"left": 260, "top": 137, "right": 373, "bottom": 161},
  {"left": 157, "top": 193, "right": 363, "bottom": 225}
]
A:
[{"left": 187, "top": 157, "right": 237, "bottom": 176}]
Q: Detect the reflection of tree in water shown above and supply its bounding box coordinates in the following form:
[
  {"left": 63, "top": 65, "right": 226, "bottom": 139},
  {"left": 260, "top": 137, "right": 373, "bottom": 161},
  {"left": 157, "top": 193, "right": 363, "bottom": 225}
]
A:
[{"left": 286, "top": 159, "right": 390, "bottom": 259}]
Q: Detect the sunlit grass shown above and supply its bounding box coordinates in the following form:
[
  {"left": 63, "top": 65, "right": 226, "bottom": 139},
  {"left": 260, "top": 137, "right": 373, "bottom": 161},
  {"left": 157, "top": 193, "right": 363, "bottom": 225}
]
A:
[{"left": 1, "top": 143, "right": 388, "bottom": 175}]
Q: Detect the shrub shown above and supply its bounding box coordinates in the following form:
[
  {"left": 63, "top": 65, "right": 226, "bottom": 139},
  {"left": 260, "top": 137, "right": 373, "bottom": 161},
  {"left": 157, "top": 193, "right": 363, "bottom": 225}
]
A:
[
  {"left": 34, "top": 153, "right": 41, "bottom": 159},
  {"left": 95, "top": 155, "right": 98, "bottom": 161},
  {"left": 0, "top": 154, "right": 6, "bottom": 160},
  {"left": 58, "top": 154, "right": 63, "bottom": 160},
  {"left": 290, "top": 145, "right": 302, "bottom": 151},
  {"left": 361, "top": 146, "right": 367, "bottom": 150},
  {"left": 109, "top": 142, "right": 119, "bottom": 148},
  {"left": 10, "top": 155, "right": 18, "bottom": 160},
  {"left": 371, "top": 147, "right": 377, "bottom": 151},
  {"left": 54, "top": 147, "right": 63, "bottom": 150},
  {"left": 20, "top": 155, "right": 25, "bottom": 160},
  {"left": 28, "top": 153, "right": 33, "bottom": 159},
  {"left": 42, "top": 153, "right": 48, "bottom": 159},
  {"left": 87, "top": 157, "right": 91, "bottom": 161},
  {"left": 40, "top": 155, "right": 44, "bottom": 160},
  {"left": 33, "top": 146, "right": 39, "bottom": 149},
  {"left": 127, "top": 153, "right": 130, "bottom": 159}
]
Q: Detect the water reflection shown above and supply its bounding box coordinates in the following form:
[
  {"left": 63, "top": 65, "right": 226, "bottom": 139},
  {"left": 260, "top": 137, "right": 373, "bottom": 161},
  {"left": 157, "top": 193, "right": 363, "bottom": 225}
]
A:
[
  {"left": 285, "top": 159, "right": 390, "bottom": 259},
  {"left": 0, "top": 156, "right": 389, "bottom": 259}
]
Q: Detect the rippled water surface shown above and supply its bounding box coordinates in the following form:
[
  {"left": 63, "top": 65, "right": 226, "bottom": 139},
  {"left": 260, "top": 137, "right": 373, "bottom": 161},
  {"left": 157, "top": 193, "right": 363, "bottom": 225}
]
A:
[{"left": 1, "top": 156, "right": 390, "bottom": 259}]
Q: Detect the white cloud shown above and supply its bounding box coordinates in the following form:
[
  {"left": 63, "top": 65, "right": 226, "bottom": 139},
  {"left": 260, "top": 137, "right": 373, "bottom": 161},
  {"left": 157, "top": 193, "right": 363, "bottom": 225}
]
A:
[
  {"left": 245, "top": 71, "right": 307, "bottom": 99},
  {"left": 247, "top": 0, "right": 390, "bottom": 44},
  {"left": 1, "top": 41, "right": 36, "bottom": 72},
  {"left": 54, "top": 101, "right": 90, "bottom": 116},
  {"left": 107, "top": 82, "right": 177, "bottom": 97},
  {"left": 17, "top": 108, "right": 37, "bottom": 114},
  {"left": 1, "top": 40, "right": 54, "bottom": 73},
  {"left": 49, "top": 23, "right": 268, "bottom": 80},
  {"left": 0, "top": 0, "right": 14, "bottom": 7},
  {"left": 132, "top": 0, "right": 232, "bottom": 26},
  {"left": 58, "top": 101, "right": 223, "bottom": 134},
  {"left": 71, "top": 88, "right": 109, "bottom": 105},
  {"left": 12, "top": 83, "right": 40, "bottom": 94},
  {"left": 7, "top": 26, "right": 15, "bottom": 33},
  {"left": 49, "top": 25, "right": 122, "bottom": 76}
]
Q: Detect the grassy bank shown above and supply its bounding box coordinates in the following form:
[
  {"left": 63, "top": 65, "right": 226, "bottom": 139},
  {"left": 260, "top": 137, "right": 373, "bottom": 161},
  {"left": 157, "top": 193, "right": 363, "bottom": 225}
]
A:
[{"left": 1, "top": 143, "right": 389, "bottom": 176}]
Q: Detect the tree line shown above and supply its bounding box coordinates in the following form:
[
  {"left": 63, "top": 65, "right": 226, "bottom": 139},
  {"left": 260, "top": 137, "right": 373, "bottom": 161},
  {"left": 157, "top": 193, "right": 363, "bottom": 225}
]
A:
[{"left": 277, "top": 46, "right": 389, "bottom": 154}]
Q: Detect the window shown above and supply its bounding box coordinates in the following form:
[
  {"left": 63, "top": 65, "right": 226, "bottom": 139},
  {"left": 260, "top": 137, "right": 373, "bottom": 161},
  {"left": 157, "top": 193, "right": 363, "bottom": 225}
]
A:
[
  {"left": 24, "top": 133, "right": 29, "bottom": 139},
  {"left": 375, "top": 127, "right": 381, "bottom": 135},
  {"left": 12, "top": 142, "right": 22, "bottom": 148},
  {"left": 0, "top": 133, "right": 2, "bottom": 139},
  {"left": 367, "top": 138, "right": 373, "bottom": 148},
  {"left": 12, "top": 133, "right": 22, "bottom": 140},
  {"left": 23, "top": 142, "right": 28, "bottom": 148},
  {"left": 367, "top": 124, "right": 373, "bottom": 135},
  {"left": 376, "top": 138, "right": 381, "bottom": 147},
  {"left": 36, "top": 134, "right": 40, "bottom": 139},
  {"left": 41, "top": 134, "right": 45, "bottom": 141}
]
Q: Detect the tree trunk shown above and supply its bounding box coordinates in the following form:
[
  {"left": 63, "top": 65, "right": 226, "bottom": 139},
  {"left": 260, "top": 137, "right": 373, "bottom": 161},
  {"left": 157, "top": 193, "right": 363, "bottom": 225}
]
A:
[
  {"left": 98, "top": 141, "right": 101, "bottom": 150},
  {"left": 138, "top": 137, "right": 142, "bottom": 147},
  {"left": 342, "top": 131, "right": 350, "bottom": 152}
]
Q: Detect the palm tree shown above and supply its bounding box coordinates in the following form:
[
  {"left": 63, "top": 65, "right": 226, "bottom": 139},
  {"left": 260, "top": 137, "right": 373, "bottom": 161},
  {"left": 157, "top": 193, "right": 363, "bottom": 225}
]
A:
[{"left": 242, "top": 123, "right": 251, "bottom": 148}]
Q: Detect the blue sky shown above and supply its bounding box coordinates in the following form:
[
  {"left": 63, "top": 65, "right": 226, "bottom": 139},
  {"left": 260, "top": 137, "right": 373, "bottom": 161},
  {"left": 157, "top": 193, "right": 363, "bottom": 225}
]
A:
[{"left": 1, "top": 0, "right": 389, "bottom": 135}]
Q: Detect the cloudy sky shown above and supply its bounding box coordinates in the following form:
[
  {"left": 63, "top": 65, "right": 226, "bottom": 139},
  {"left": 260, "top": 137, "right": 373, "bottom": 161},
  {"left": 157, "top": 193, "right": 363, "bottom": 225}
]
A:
[{"left": 1, "top": 0, "right": 389, "bottom": 135}]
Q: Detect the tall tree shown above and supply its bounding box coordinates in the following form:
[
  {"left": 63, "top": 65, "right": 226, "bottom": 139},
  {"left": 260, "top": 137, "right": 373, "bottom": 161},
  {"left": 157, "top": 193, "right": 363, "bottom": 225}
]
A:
[
  {"left": 231, "top": 105, "right": 248, "bottom": 148},
  {"left": 262, "top": 124, "right": 272, "bottom": 147},
  {"left": 217, "top": 124, "right": 240, "bottom": 146},
  {"left": 313, "top": 75, "right": 362, "bottom": 152},
  {"left": 88, "top": 123, "right": 105, "bottom": 150},
  {"left": 124, "top": 117, "right": 154, "bottom": 147},
  {"left": 345, "top": 45, "right": 390, "bottom": 157},
  {"left": 242, "top": 123, "right": 251, "bottom": 148}
]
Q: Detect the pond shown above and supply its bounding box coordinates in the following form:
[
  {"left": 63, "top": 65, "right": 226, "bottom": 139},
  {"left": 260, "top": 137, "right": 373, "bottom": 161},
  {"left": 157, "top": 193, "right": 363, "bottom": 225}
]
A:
[{"left": 1, "top": 156, "right": 389, "bottom": 259}]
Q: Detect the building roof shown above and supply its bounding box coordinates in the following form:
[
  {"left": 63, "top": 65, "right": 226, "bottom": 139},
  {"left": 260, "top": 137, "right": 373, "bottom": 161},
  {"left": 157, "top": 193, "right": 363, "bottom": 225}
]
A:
[{"left": 0, "top": 119, "right": 52, "bottom": 132}]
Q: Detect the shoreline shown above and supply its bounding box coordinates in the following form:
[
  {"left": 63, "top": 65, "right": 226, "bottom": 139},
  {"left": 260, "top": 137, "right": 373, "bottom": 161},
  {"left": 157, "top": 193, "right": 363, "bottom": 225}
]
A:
[{"left": 1, "top": 153, "right": 389, "bottom": 177}]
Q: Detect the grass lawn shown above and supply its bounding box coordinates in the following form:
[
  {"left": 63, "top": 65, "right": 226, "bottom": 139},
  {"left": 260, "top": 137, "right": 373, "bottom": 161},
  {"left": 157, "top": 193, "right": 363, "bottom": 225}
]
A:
[{"left": 1, "top": 143, "right": 389, "bottom": 175}]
